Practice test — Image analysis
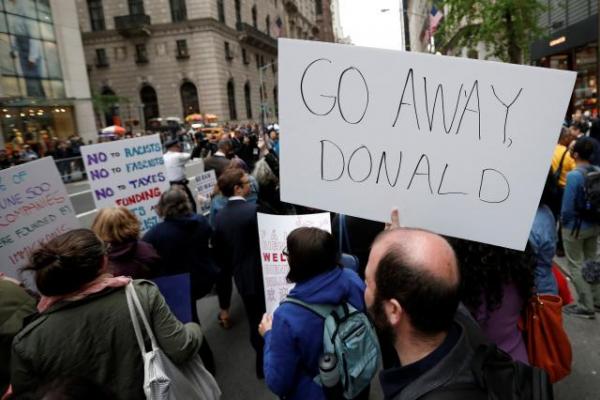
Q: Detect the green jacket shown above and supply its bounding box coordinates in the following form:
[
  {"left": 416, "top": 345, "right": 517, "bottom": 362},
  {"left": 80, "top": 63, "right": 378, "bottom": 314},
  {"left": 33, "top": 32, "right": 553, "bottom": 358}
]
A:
[
  {"left": 11, "top": 280, "right": 202, "bottom": 399},
  {"left": 0, "top": 279, "right": 36, "bottom": 394}
]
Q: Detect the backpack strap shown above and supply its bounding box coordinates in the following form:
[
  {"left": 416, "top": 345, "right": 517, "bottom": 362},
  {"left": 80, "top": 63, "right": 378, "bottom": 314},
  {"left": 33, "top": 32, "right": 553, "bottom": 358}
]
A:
[
  {"left": 553, "top": 148, "right": 568, "bottom": 180},
  {"left": 282, "top": 297, "right": 335, "bottom": 319}
]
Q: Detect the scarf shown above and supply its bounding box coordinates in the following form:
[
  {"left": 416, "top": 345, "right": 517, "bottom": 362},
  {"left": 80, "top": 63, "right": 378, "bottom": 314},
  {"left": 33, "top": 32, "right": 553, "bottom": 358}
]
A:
[{"left": 37, "top": 274, "right": 131, "bottom": 313}]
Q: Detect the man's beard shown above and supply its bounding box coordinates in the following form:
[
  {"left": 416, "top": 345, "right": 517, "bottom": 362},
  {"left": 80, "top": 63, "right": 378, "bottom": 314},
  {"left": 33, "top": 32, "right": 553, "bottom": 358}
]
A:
[{"left": 367, "top": 296, "right": 396, "bottom": 347}]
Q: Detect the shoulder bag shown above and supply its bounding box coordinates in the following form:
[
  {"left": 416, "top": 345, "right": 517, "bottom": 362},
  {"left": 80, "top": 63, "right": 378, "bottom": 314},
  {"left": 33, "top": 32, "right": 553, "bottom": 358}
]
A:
[{"left": 126, "top": 282, "right": 221, "bottom": 399}]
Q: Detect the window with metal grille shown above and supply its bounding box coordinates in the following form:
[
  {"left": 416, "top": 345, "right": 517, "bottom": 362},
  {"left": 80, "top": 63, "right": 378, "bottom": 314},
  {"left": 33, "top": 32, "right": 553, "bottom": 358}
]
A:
[
  {"left": 135, "top": 43, "right": 148, "bottom": 64},
  {"left": 88, "top": 0, "right": 106, "bottom": 31},
  {"left": 96, "top": 48, "right": 108, "bottom": 67},
  {"left": 225, "top": 42, "right": 234, "bottom": 61},
  {"left": 170, "top": 0, "right": 187, "bottom": 22},
  {"left": 176, "top": 40, "right": 189, "bottom": 59}
]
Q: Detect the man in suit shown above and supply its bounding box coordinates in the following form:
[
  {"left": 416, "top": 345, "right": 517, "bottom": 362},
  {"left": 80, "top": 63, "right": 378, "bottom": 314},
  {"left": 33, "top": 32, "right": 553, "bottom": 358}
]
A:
[
  {"left": 213, "top": 168, "right": 266, "bottom": 378},
  {"left": 204, "top": 138, "right": 233, "bottom": 178}
]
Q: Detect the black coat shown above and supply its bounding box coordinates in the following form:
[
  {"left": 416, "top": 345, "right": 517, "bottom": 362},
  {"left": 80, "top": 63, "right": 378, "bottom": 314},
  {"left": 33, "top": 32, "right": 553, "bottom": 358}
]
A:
[
  {"left": 213, "top": 199, "right": 264, "bottom": 296},
  {"left": 142, "top": 214, "right": 218, "bottom": 297}
]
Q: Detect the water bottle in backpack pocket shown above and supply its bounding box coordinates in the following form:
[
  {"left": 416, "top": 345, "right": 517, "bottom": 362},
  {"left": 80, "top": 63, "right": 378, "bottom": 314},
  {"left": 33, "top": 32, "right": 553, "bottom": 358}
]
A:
[{"left": 283, "top": 298, "right": 381, "bottom": 399}]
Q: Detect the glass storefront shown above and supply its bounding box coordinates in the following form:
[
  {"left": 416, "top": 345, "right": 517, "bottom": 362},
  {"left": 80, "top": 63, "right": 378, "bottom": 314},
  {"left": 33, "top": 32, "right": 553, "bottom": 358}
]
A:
[
  {"left": 573, "top": 43, "right": 598, "bottom": 116},
  {"left": 0, "top": 0, "right": 65, "bottom": 99},
  {"left": 1, "top": 106, "right": 76, "bottom": 148},
  {"left": 538, "top": 42, "right": 599, "bottom": 118}
]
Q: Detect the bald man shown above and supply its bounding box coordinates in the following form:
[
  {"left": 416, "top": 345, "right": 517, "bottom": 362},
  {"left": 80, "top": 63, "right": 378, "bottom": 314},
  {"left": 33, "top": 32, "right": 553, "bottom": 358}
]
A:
[{"left": 365, "top": 228, "right": 486, "bottom": 400}]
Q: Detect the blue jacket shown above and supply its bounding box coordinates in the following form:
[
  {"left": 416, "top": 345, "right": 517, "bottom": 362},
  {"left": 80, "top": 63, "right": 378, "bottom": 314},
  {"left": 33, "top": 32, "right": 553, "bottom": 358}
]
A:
[
  {"left": 263, "top": 267, "right": 366, "bottom": 400},
  {"left": 528, "top": 205, "right": 558, "bottom": 295},
  {"left": 561, "top": 166, "right": 598, "bottom": 231}
]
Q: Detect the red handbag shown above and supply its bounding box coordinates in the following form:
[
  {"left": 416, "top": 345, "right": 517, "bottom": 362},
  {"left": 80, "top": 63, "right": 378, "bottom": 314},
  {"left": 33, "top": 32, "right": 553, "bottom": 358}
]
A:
[{"left": 521, "top": 294, "right": 572, "bottom": 383}]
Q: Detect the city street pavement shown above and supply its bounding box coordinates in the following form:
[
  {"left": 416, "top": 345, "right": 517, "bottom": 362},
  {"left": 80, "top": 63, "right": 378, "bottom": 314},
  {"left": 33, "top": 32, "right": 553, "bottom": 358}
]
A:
[{"left": 553, "top": 258, "right": 600, "bottom": 400}]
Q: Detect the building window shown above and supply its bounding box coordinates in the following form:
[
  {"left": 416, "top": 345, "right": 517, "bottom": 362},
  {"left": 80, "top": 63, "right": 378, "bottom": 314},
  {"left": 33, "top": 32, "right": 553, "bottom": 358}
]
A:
[
  {"left": 265, "top": 15, "right": 270, "bottom": 36},
  {"left": 140, "top": 85, "right": 159, "bottom": 125},
  {"left": 181, "top": 81, "right": 200, "bottom": 116},
  {"left": 315, "top": 0, "right": 322, "bottom": 15},
  {"left": 101, "top": 86, "right": 119, "bottom": 126},
  {"left": 271, "top": 59, "right": 276, "bottom": 73},
  {"left": 227, "top": 79, "right": 237, "bottom": 120},
  {"left": 135, "top": 44, "right": 148, "bottom": 64},
  {"left": 170, "top": 0, "right": 187, "bottom": 22},
  {"left": 251, "top": 5, "right": 257, "bottom": 28},
  {"left": 176, "top": 40, "right": 189, "bottom": 59},
  {"left": 95, "top": 48, "right": 109, "bottom": 67},
  {"left": 128, "top": 0, "right": 145, "bottom": 15},
  {"left": 260, "top": 55, "right": 265, "bottom": 68},
  {"left": 225, "top": 41, "right": 233, "bottom": 61},
  {"left": 235, "top": 0, "right": 242, "bottom": 25},
  {"left": 217, "top": 0, "right": 225, "bottom": 23},
  {"left": 244, "top": 81, "right": 252, "bottom": 119},
  {"left": 88, "top": 0, "right": 106, "bottom": 31},
  {"left": 255, "top": 54, "right": 260, "bottom": 69},
  {"left": 242, "top": 48, "right": 249, "bottom": 65}
]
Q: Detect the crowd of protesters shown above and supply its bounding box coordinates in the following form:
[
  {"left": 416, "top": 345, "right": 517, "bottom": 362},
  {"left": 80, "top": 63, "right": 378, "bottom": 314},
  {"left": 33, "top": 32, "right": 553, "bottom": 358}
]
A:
[{"left": 0, "top": 111, "right": 594, "bottom": 400}]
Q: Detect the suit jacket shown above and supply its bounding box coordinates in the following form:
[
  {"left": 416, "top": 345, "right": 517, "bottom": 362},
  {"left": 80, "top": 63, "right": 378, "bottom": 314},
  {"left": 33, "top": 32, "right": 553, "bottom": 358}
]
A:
[
  {"left": 213, "top": 199, "right": 264, "bottom": 296},
  {"left": 204, "top": 154, "right": 230, "bottom": 178}
]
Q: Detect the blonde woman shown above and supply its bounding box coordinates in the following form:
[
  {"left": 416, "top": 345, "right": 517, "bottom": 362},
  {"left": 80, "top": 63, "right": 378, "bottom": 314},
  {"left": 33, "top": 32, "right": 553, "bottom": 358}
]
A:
[{"left": 91, "top": 207, "right": 162, "bottom": 279}]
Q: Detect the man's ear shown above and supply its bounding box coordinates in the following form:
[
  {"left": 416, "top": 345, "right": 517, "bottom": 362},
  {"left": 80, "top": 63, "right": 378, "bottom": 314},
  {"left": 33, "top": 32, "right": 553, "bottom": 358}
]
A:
[{"left": 384, "top": 298, "right": 403, "bottom": 327}]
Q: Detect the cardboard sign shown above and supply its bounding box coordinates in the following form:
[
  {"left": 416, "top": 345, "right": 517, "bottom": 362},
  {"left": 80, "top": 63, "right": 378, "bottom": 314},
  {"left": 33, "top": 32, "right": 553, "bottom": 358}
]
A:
[
  {"left": 257, "top": 212, "right": 331, "bottom": 314},
  {"left": 279, "top": 39, "right": 577, "bottom": 250},
  {"left": 0, "top": 157, "right": 79, "bottom": 279},
  {"left": 194, "top": 170, "right": 217, "bottom": 214},
  {"left": 81, "top": 135, "right": 169, "bottom": 233}
]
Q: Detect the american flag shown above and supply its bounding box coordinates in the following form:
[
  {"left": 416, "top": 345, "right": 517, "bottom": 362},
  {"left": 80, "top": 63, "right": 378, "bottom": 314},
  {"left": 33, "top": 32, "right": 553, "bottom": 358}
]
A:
[{"left": 425, "top": 6, "right": 444, "bottom": 43}]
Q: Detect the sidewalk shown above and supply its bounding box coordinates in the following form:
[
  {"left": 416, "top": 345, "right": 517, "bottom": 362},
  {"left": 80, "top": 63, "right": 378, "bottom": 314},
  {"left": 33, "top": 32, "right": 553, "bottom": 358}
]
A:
[{"left": 553, "top": 257, "right": 600, "bottom": 399}]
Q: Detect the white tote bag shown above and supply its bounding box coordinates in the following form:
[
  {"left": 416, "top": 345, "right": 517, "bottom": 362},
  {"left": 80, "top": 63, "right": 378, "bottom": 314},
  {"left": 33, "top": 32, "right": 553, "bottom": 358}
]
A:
[{"left": 126, "top": 283, "right": 221, "bottom": 400}]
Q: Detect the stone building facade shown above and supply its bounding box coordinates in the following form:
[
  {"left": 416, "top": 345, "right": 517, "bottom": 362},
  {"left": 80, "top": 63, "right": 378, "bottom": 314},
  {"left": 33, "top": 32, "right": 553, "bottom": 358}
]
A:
[{"left": 76, "top": 0, "right": 322, "bottom": 129}]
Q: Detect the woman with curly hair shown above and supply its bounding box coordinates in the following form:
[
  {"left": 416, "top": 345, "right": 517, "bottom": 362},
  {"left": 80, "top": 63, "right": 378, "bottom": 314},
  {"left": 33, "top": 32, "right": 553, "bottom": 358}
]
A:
[{"left": 450, "top": 239, "right": 535, "bottom": 364}]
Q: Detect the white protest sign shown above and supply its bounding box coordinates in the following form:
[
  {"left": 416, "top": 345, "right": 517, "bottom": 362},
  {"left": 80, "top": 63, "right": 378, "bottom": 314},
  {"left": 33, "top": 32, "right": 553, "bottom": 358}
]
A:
[
  {"left": 279, "top": 39, "right": 577, "bottom": 250},
  {"left": 195, "top": 170, "right": 217, "bottom": 214},
  {"left": 81, "top": 135, "right": 169, "bottom": 233},
  {"left": 0, "top": 157, "right": 79, "bottom": 279},
  {"left": 257, "top": 212, "right": 331, "bottom": 314}
]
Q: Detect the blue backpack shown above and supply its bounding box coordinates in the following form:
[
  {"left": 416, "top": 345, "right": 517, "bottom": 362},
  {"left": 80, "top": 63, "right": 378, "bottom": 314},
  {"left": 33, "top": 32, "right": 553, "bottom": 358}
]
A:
[{"left": 283, "top": 297, "right": 381, "bottom": 399}]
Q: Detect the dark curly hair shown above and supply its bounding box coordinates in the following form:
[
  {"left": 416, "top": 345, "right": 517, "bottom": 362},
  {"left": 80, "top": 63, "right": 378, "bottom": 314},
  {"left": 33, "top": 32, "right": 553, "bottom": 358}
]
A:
[{"left": 448, "top": 238, "right": 535, "bottom": 315}]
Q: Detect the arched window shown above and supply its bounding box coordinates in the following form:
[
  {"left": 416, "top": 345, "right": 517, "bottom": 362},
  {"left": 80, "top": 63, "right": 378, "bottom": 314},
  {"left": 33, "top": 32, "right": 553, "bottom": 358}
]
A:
[
  {"left": 217, "top": 0, "right": 225, "bottom": 23},
  {"left": 180, "top": 81, "right": 200, "bottom": 117},
  {"left": 251, "top": 5, "right": 257, "bottom": 28},
  {"left": 244, "top": 81, "right": 252, "bottom": 119},
  {"left": 273, "top": 85, "right": 278, "bottom": 116},
  {"left": 100, "top": 86, "right": 118, "bottom": 126},
  {"left": 140, "top": 85, "right": 159, "bottom": 125},
  {"left": 227, "top": 79, "right": 237, "bottom": 121},
  {"left": 235, "top": 0, "right": 242, "bottom": 25},
  {"left": 265, "top": 15, "right": 271, "bottom": 36}
]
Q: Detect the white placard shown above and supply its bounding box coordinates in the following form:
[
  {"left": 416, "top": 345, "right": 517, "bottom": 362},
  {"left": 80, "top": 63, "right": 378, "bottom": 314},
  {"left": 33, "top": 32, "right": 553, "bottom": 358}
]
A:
[
  {"left": 0, "top": 157, "right": 79, "bottom": 279},
  {"left": 81, "top": 135, "right": 169, "bottom": 233},
  {"left": 279, "top": 39, "right": 577, "bottom": 250},
  {"left": 195, "top": 170, "right": 217, "bottom": 214},
  {"left": 258, "top": 212, "right": 331, "bottom": 314}
]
